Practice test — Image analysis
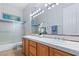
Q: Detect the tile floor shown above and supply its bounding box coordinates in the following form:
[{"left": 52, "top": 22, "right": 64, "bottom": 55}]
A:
[{"left": 0, "top": 47, "right": 24, "bottom": 56}]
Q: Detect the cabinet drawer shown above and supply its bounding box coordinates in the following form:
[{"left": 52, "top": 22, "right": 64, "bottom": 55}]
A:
[
  {"left": 29, "top": 40, "right": 36, "bottom": 47},
  {"left": 29, "top": 46, "right": 36, "bottom": 56}
]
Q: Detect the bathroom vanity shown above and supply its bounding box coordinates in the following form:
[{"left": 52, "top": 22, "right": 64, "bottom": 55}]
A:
[{"left": 22, "top": 35, "right": 79, "bottom": 56}]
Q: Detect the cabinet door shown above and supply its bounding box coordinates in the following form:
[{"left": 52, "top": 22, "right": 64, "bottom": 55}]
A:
[
  {"left": 22, "top": 38, "right": 29, "bottom": 55},
  {"left": 37, "top": 43, "right": 49, "bottom": 56},
  {"left": 54, "top": 48, "right": 74, "bottom": 56},
  {"left": 29, "top": 40, "right": 37, "bottom": 56},
  {"left": 50, "top": 47, "right": 74, "bottom": 56},
  {"left": 29, "top": 40, "right": 36, "bottom": 48},
  {"left": 29, "top": 46, "right": 37, "bottom": 56},
  {"left": 49, "top": 48, "right": 54, "bottom": 56},
  {"left": 25, "top": 39, "right": 29, "bottom": 56},
  {"left": 22, "top": 38, "right": 26, "bottom": 54}
]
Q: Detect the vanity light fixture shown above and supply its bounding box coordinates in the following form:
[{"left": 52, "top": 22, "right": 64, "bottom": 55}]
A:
[
  {"left": 56, "top": 3, "right": 59, "bottom": 5},
  {"left": 30, "top": 8, "right": 42, "bottom": 17},
  {"left": 45, "top": 3, "right": 59, "bottom": 10},
  {"left": 51, "top": 5, "right": 54, "bottom": 7},
  {"left": 38, "top": 8, "right": 41, "bottom": 11},
  {"left": 41, "top": 10, "right": 44, "bottom": 13},
  {"left": 35, "top": 8, "right": 41, "bottom": 14},
  {"left": 48, "top": 3, "right": 52, "bottom": 5},
  {"left": 36, "top": 8, "right": 41, "bottom": 12},
  {"left": 48, "top": 7, "right": 52, "bottom": 9},
  {"left": 32, "top": 16, "right": 35, "bottom": 18},
  {"left": 32, "top": 12, "right": 40, "bottom": 18},
  {"left": 33, "top": 14, "right": 37, "bottom": 18},
  {"left": 30, "top": 11, "right": 37, "bottom": 16},
  {"left": 45, "top": 3, "right": 48, "bottom": 7},
  {"left": 32, "top": 10, "right": 45, "bottom": 18},
  {"left": 37, "top": 13, "right": 40, "bottom": 16},
  {"left": 38, "top": 12, "right": 41, "bottom": 15},
  {"left": 38, "top": 10, "right": 44, "bottom": 15},
  {"left": 47, "top": 3, "right": 55, "bottom": 9},
  {"left": 44, "top": 3, "right": 52, "bottom": 8}
]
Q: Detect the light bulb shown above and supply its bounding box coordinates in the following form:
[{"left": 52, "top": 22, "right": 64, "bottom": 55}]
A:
[
  {"left": 48, "top": 7, "right": 51, "bottom": 9},
  {"left": 37, "top": 13, "right": 40, "bottom": 16},
  {"left": 38, "top": 8, "right": 41, "bottom": 11},
  {"left": 45, "top": 3, "right": 48, "bottom": 7},
  {"left": 41, "top": 10, "right": 44, "bottom": 13},
  {"left": 32, "top": 11, "right": 36, "bottom": 16},
  {"left": 52, "top": 5, "right": 54, "bottom": 7},
  {"left": 39, "top": 12, "right": 41, "bottom": 15},
  {"left": 33, "top": 14, "right": 37, "bottom": 18},
  {"left": 56, "top": 3, "right": 59, "bottom": 5}
]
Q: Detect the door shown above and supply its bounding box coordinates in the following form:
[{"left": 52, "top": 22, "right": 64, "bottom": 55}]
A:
[{"left": 37, "top": 43, "right": 49, "bottom": 56}]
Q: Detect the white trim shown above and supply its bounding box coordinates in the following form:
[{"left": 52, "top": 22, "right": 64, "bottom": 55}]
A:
[{"left": 0, "top": 42, "right": 22, "bottom": 51}]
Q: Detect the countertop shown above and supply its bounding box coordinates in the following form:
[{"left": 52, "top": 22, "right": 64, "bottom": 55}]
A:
[{"left": 23, "top": 35, "right": 79, "bottom": 56}]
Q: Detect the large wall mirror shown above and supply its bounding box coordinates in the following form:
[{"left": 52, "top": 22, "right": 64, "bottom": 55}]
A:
[{"left": 30, "top": 3, "right": 79, "bottom": 36}]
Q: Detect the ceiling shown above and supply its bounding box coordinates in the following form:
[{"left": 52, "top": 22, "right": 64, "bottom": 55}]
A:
[
  {"left": 31, "top": 3, "right": 74, "bottom": 13},
  {"left": 0, "top": 3, "right": 74, "bottom": 12},
  {"left": 0, "top": 3, "right": 28, "bottom": 10}
]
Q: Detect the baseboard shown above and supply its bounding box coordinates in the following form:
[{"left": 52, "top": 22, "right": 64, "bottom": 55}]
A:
[{"left": 0, "top": 42, "right": 22, "bottom": 52}]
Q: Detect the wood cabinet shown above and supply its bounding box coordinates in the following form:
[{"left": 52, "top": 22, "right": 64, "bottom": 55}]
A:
[
  {"left": 22, "top": 38, "right": 74, "bottom": 56},
  {"left": 22, "top": 38, "right": 29, "bottom": 55},
  {"left": 29, "top": 46, "right": 36, "bottom": 56},
  {"left": 22, "top": 38, "right": 26, "bottom": 54},
  {"left": 29, "top": 40, "right": 36, "bottom": 48},
  {"left": 25, "top": 39, "right": 29, "bottom": 55},
  {"left": 49, "top": 48, "right": 74, "bottom": 56},
  {"left": 37, "top": 43, "right": 49, "bottom": 56},
  {"left": 29, "top": 40, "right": 37, "bottom": 56},
  {"left": 49, "top": 48, "right": 54, "bottom": 56}
]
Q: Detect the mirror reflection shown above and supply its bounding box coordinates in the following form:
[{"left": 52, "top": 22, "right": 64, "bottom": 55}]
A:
[{"left": 31, "top": 3, "right": 79, "bottom": 36}]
